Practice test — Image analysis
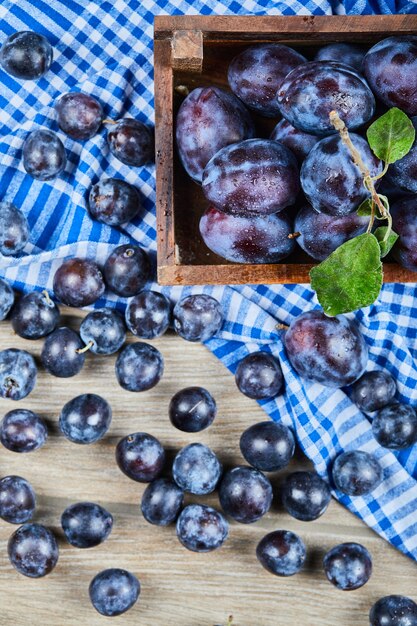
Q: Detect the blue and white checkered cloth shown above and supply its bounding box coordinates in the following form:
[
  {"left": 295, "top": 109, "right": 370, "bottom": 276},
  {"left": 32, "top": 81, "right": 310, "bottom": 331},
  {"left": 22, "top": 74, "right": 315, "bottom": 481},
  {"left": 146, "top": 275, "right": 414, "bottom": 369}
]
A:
[{"left": 1, "top": 0, "right": 417, "bottom": 561}]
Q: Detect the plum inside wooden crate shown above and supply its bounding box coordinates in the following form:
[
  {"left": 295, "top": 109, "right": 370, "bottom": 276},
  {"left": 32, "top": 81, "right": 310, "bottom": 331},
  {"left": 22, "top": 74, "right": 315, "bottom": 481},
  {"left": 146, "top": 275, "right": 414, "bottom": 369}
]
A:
[{"left": 154, "top": 15, "right": 417, "bottom": 286}]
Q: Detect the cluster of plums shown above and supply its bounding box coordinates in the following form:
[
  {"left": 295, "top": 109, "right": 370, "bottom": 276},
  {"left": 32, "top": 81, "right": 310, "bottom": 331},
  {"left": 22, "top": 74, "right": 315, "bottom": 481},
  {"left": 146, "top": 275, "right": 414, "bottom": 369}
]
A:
[{"left": 176, "top": 36, "right": 417, "bottom": 272}]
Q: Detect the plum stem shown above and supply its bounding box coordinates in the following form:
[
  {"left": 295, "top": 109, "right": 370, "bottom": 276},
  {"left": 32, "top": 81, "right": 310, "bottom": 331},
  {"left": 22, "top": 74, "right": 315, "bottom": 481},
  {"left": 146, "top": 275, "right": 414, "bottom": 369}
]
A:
[
  {"left": 288, "top": 231, "right": 301, "bottom": 239},
  {"left": 76, "top": 340, "right": 94, "bottom": 354},
  {"left": 42, "top": 290, "right": 53, "bottom": 306},
  {"left": 276, "top": 323, "right": 289, "bottom": 330},
  {"left": 103, "top": 118, "right": 117, "bottom": 125}
]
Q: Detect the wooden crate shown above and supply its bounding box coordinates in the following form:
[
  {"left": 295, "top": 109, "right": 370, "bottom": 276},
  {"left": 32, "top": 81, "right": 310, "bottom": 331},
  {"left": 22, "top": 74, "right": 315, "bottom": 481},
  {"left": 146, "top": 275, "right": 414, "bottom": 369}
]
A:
[{"left": 154, "top": 15, "right": 417, "bottom": 286}]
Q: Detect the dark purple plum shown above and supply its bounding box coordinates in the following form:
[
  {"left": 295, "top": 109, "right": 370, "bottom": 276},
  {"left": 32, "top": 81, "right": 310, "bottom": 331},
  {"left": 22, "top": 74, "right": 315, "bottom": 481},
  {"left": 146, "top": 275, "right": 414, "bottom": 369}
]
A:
[
  {"left": 53, "top": 258, "right": 104, "bottom": 307},
  {"left": 169, "top": 386, "right": 216, "bottom": 433},
  {"left": 332, "top": 450, "right": 383, "bottom": 496},
  {"left": 0, "top": 202, "right": 29, "bottom": 256},
  {"left": 59, "top": 394, "right": 112, "bottom": 444},
  {"left": 80, "top": 308, "right": 126, "bottom": 355},
  {"left": 55, "top": 92, "right": 103, "bottom": 140},
  {"left": 115, "top": 342, "right": 163, "bottom": 392},
  {"left": 284, "top": 310, "right": 368, "bottom": 387},
  {"left": 104, "top": 244, "right": 150, "bottom": 297},
  {"left": 0, "top": 409, "right": 47, "bottom": 453},
  {"left": 0, "top": 279, "right": 14, "bottom": 320},
  {"left": 89, "top": 569, "right": 140, "bottom": 617},
  {"left": 256, "top": 530, "right": 306, "bottom": 577},
  {"left": 301, "top": 134, "right": 382, "bottom": 216},
  {"left": 277, "top": 61, "right": 375, "bottom": 136},
  {"left": 61, "top": 502, "right": 113, "bottom": 548},
  {"left": 202, "top": 139, "right": 299, "bottom": 216},
  {"left": 387, "top": 118, "right": 417, "bottom": 194},
  {"left": 176, "top": 504, "right": 228, "bottom": 553},
  {"left": 372, "top": 403, "right": 417, "bottom": 450},
  {"left": 218, "top": 466, "right": 273, "bottom": 524},
  {"left": 351, "top": 370, "right": 396, "bottom": 413},
  {"left": 41, "top": 327, "right": 85, "bottom": 378},
  {"left": 0, "top": 349, "right": 37, "bottom": 400},
  {"left": 282, "top": 471, "right": 331, "bottom": 522},
  {"left": 173, "top": 294, "right": 223, "bottom": 342},
  {"left": 391, "top": 197, "right": 417, "bottom": 271},
  {"left": 23, "top": 129, "right": 66, "bottom": 181},
  {"left": 107, "top": 118, "right": 153, "bottom": 166},
  {"left": 364, "top": 36, "right": 417, "bottom": 115},
  {"left": 314, "top": 43, "right": 366, "bottom": 72},
  {"left": 172, "top": 443, "right": 222, "bottom": 495},
  {"left": 88, "top": 178, "right": 141, "bottom": 226},
  {"left": 235, "top": 352, "right": 284, "bottom": 400},
  {"left": 270, "top": 119, "right": 319, "bottom": 163},
  {"left": 11, "top": 290, "right": 59, "bottom": 339},
  {"left": 323, "top": 542, "right": 372, "bottom": 590},
  {"left": 228, "top": 43, "right": 306, "bottom": 117},
  {"left": 0, "top": 31, "right": 52, "bottom": 80},
  {"left": 125, "top": 291, "right": 170, "bottom": 339},
  {"left": 8, "top": 523, "right": 58, "bottom": 578},
  {"left": 294, "top": 204, "right": 369, "bottom": 261},
  {"left": 370, "top": 595, "right": 417, "bottom": 626},
  {"left": 239, "top": 422, "right": 295, "bottom": 472},
  {"left": 176, "top": 86, "right": 255, "bottom": 183},
  {"left": 199, "top": 206, "right": 296, "bottom": 264},
  {"left": 0, "top": 476, "right": 36, "bottom": 524},
  {"left": 116, "top": 432, "right": 165, "bottom": 482},
  {"left": 141, "top": 478, "right": 184, "bottom": 526}
]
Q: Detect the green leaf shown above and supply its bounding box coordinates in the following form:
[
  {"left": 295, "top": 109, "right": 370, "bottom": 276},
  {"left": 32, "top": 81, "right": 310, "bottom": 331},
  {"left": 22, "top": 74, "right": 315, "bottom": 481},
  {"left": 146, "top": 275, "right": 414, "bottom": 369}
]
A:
[
  {"left": 367, "top": 108, "right": 415, "bottom": 164},
  {"left": 356, "top": 198, "right": 372, "bottom": 216},
  {"left": 310, "top": 233, "right": 383, "bottom": 316},
  {"left": 374, "top": 226, "right": 399, "bottom": 258}
]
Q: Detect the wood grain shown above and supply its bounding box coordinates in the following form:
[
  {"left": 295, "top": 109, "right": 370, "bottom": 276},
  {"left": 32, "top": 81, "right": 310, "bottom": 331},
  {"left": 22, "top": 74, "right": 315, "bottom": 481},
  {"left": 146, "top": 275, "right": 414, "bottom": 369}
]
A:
[{"left": 0, "top": 309, "right": 415, "bottom": 626}]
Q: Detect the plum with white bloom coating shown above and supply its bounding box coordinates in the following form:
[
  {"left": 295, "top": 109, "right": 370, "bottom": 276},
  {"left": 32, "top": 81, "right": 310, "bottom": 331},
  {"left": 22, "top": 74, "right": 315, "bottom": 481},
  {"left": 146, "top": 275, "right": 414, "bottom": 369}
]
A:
[
  {"left": 116, "top": 432, "right": 165, "bottom": 482},
  {"left": 314, "top": 43, "right": 366, "bottom": 72},
  {"left": 301, "top": 134, "right": 382, "bottom": 216},
  {"left": 0, "top": 476, "right": 36, "bottom": 524},
  {"left": 141, "top": 478, "right": 184, "bottom": 526},
  {"left": 115, "top": 342, "right": 164, "bottom": 392},
  {"left": 228, "top": 43, "right": 306, "bottom": 117},
  {"left": 104, "top": 244, "right": 151, "bottom": 297},
  {"left": 277, "top": 61, "right": 375, "bottom": 136},
  {"left": 372, "top": 404, "right": 417, "bottom": 450},
  {"left": 61, "top": 502, "right": 113, "bottom": 548},
  {"left": 256, "top": 530, "right": 306, "bottom": 577},
  {"left": 55, "top": 92, "right": 103, "bottom": 140},
  {"left": 363, "top": 36, "right": 417, "bottom": 115},
  {"left": 351, "top": 370, "right": 396, "bottom": 413},
  {"left": 41, "top": 327, "right": 85, "bottom": 377},
  {"left": 0, "top": 31, "right": 52, "bottom": 80},
  {"left": 53, "top": 258, "right": 105, "bottom": 308},
  {"left": 176, "top": 86, "right": 255, "bottom": 183},
  {"left": 199, "top": 207, "right": 296, "bottom": 264},
  {"left": 0, "top": 409, "right": 47, "bottom": 453},
  {"left": 370, "top": 595, "right": 417, "bottom": 626},
  {"left": 176, "top": 504, "right": 229, "bottom": 553},
  {"left": 80, "top": 309, "right": 126, "bottom": 355},
  {"left": 391, "top": 197, "right": 417, "bottom": 271},
  {"left": 0, "top": 349, "right": 37, "bottom": 400},
  {"left": 169, "top": 386, "right": 216, "bottom": 433},
  {"left": 11, "top": 291, "right": 60, "bottom": 339},
  {"left": 270, "top": 119, "right": 319, "bottom": 163},
  {"left": 239, "top": 422, "right": 295, "bottom": 472},
  {"left": 59, "top": 394, "right": 112, "bottom": 444},
  {"left": 332, "top": 450, "right": 383, "bottom": 496},
  {"left": 323, "top": 542, "right": 372, "bottom": 590},
  {"left": 89, "top": 568, "right": 140, "bottom": 616},
  {"left": 88, "top": 178, "right": 141, "bottom": 226},
  {"left": 8, "top": 523, "right": 58, "bottom": 578},
  {"left": 173, "top": 443, "right": 222, "bottom": 495},
  {"left": 0, "top": 279, "right": 14, "bottom": 320},
  {"left": 235, "top": 352, "right": 284, "bottom": 399},
  {"left": 284, "top": 310, "right": 368, "bottom": 388},
  {"left": 202, "top": 139, "right": 299, "bottom": 216},
  {"left": 125, "top": 291, "right": 171, "bottom": 339},
  {"left": 23, "top": 129, "right": 66, "bottom": 180},
  {"left": 173, "top": 294, "right": 223, "bottom": 342},
  {"left": 219, "top": 466, "right": 273, "bottom": 524},
  {"left": 107, "top": 118, "right": 153, "bottom": 167},
  {"left": 0, "top": 202, "right": 29, "bottom": 256},
  {"left": 282, "top": 471, "right": 331, "bottom": 521}
]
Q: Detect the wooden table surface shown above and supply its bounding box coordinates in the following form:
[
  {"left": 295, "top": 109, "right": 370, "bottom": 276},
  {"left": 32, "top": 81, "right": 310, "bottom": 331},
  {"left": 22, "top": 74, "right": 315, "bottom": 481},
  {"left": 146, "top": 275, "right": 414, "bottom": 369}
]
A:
[{"left": 0, "top": 308, "right": 415, "bottom": 626}]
